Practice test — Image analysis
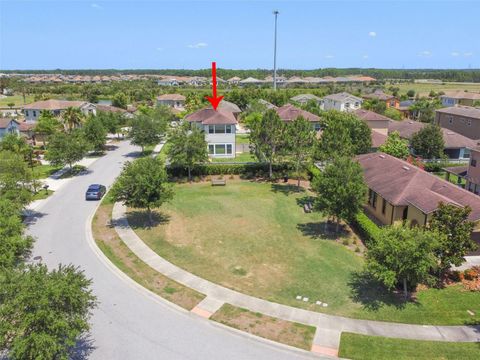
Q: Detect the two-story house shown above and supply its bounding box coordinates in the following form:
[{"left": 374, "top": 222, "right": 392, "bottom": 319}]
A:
[
  {"left": 290, "top": 94, "right": 323, "bottom": 108},
  {"left": 156, "top": 94, "right": 186, "bottom": 110},
  {"left": 440, "top": 91, "right": 480, "bottom": 107},
  {"left": 323, "top": 92, "right": 363, "bottom": 112},
  {"left": 435, "top": 106, "right": 480, "bottom": 140},
  {"left": 275, "top": 104, "right": 321, "bottom": 131},
  {"left": 185, "top": 108, "right": 237, "bottom": 158},
  {"left": 23, "top": 100, "right": 96, "bottom": 123},
  {"left": 465, "top": 147, "right": 480, "bottom": 195},
  {"left": 363, "top": 89, "right": 399, "bottom": 109}
]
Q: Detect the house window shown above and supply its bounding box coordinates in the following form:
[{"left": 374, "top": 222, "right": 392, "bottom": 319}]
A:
[
  {"left": 368, "top": 189, "right": 377, "bottom": 208},
  {"left": 354, "top": 102, "right": 360, "bottom": 107},
  {"left": 467, "top": 119, "right": 472, "bottom": 126},
  {"left": 448, "top": 116, "right": 453, "bottom": 124},
  {"left": 25, "top": 110, "right": 29, "bottom": 117},
  {"left": 345, "top": 102, "right": 350, "bottom": 108},
  {"left": 226, "top": 144, "right": 232, "bottom": 154},
  {"left": 226, "top": 125, "right": 232, "bottom": 134},
  {"left": 471, "top": 159, "right": 477, "bottom": 167},
  {"left": 382, "top": 198, "right": 387, "bottom": 215},
  {"left": 208, "top": 125, "right": 214, "bottom": 134},
  {"left": 208, "top": 145, "right": 215, "bottom": 154},
  {"left": 216, "top": 144, "right": 226, "bottom": 154},
  {"left": 33, "top": 110, "right": 37, "bottom": 117},
  {"left": 314, "top": 123, "right": 321, "bottom": 131},
  {"left": 209, "top": 143, "right": 233, "bottom": 156},
  {"left": 402, "top": 207, "right": 408, "bottom": 220}
]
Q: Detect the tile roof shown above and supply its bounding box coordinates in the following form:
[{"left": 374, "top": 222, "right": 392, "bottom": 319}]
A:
[
  {"left": 23, "top": 99, "right": 87, "bottom": 110},
  {"left": 276, "top": 104, "right": 321, "bottom": 122},
  {"left": 388, "top": 120, "right": 477, "bottom": 148},
  {"left": 371, "top": 130, "right": 387, "bottom": 148},
  {"left": 324, "top": 92, "right": 363, "bottom": 103},
  {"left": 363, "top": 89, "right": 395, "bottom": 101},
  {"left": 357, "top": 152, "right": 480, "bottom": 220},
  {"left": 354, "top": 109, "right": 392, "bottom": 122},
  {"left": 436, "top": 105, "right": 480, "bottom": 119},
  {"left": 157, "top": 94, "right": 186, "bottom": 101},
  {"left": 95, "top": 104, "right": 127, "bottom": 113},
  {"left": 210, "top": 100, "right": 241, "bottom": 113},
  {"left": 185, "top": 108, "right": 237, "bottom": 125},
  {"left": 0, "top": 118, "right": 18, "bottom": 128}
]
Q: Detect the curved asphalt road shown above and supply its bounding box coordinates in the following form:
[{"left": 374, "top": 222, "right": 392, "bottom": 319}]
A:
[{"left": 28, "top": 141, "right": 321, "bottom": 360}]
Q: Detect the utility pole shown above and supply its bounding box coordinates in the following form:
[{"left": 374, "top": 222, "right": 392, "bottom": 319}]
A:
[{"left": 273, "top": 10, "right": 279, "bottom": 90}]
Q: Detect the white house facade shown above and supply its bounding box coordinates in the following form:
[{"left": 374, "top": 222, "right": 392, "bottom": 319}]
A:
[
  {"left": 23, "top": 100, "right": 96, "bottom": 122},
  {"left": 323, "top": 92, "right": 363, "bottom": 112},
  {"left": 0, "top": 119, "right": 20, "bottom": 140},
  {"left": 185, "top": 108, "right": 237, "bottom": 158}
]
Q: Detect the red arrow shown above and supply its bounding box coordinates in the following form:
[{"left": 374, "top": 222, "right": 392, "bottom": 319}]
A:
[{"left": 205, "top": 61, "right": 224, "bottom": 110}]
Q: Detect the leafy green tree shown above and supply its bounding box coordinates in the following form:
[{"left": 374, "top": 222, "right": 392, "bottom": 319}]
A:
[
  {"left": 363, "top": 99, "right": 386, "bottom": 114},
  {"left": 407, "top": 89, "right": 416, "bottom": 98},
  {"left": 167, "top": 123, "right": 208, "bottom": 181},
  {"left": 112, "top": 92, "right": 128, "bottom": 109},
  {"left": 430, "top": 203, "right": 476, "bottom": 276},
  {"left": 83, "top": 115, "right": 107, "bottom": 153},
  {"left": 411, "top": 123, "right": 445, "bottom": 159},
  {"left": 34, "top": 110, "right": 61, "bottom": 138},
  {"left": 247, "top": 109, "right": 286, "bottom": 178},
  {"left": 45, "top": 130, "right": 88, "bottom": 169},
  {"left": 7, "top": 102, "right": 15, "bottom": 109},
  {"left": 96, "top": 111, "right": 124, "bottom": 137},
  {"left": 0, "top": 133, "right": 29, "bottom": 156},
  {"left": 0, "top": 151, "right": 32, "bottom": 206},
  {"left": 311, "top": 157, "right": 367, "bottom": 232},
  {"left": 285, "top": 116, "right": 316, "bottom": 188},
  {"left": 316, "top": 111, "right": 372, "bottom": 160},
  {"left": 129, "top": 115, "right": 165, "bottom": 153},
  {"left": 0, "top": 197, "right": 33, "bottom": 269},
  {"left": 0, "top": 264, "right": 96, "bottom": 360},
  {"left": 409, "top": 99, "right": 441, "bottom": 123},
  {"left": 384, "top": 107, "right": 402, "bottom": 121},
  {"left": 111, "top": 157, "right": 173, "bottom": 224},
  {"left": 366, "top": 224, "right": 438, "bottom": 298},
  {"left": 62, "top": 107, "right": 85, "bottom": 132},
  {"left": 379, "top": 131, "right": 410, "bottom": 159}
]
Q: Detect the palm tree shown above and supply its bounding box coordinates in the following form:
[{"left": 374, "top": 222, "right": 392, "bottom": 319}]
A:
[{"left": 62, "top": 107, "right": 84, "bottom": 132}]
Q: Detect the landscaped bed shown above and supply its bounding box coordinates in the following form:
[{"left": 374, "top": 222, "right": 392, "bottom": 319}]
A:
[
  {"left": 338, "top": 332, "right": 480, "bottom": 360},
  {"left": 126, "top": 179, "right": 480, "bottom": 325}
]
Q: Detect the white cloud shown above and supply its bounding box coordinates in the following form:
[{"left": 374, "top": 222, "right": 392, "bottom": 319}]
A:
[
  {"left": 451, "top": 52, "right": 460, "bottom": 57},
  {"left": 324, "top": 54, "right": 334, "bottom": 59},
  {"left": 362, "top": 55, "right": 369, "bottom": 59},
  {"left": 187, "top": 42, "right": 208, "bottom": 49},
  {"left": 464, "top": 52, "right": 473, "bottom": 57},
  {"left": 368, "top": 31, "right": 376, "bottom": 37},
  {"left": 418, "top": 50, "right": 432, "bottom": 57},
  {"left": 156, "top": 47, "right": 163, "bottom": 51},
  {"left": 91, "top": 3, "right": 102, "bottom": 9}
]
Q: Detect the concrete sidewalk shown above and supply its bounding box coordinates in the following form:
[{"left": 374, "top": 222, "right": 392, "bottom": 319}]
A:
[{"left": 111, "top": 202, "right": 480, "bottom": 355}]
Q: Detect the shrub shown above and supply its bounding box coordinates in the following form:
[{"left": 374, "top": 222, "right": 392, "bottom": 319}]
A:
[
  {"left": 342, "top": 238, "right": 350, "bottom": 246},
  {"left": 351, "top": 211, "right": 381, "bottom": 245},
  {"left": 355, "top": 246, "right": 361, "bottom": 253}
]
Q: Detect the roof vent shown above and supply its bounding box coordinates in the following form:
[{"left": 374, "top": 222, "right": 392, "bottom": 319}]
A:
[
  {"left": 379, "top": 154, "right": 386, "bottom": 159},
  {"left": 447, "top": 132, "right": 455, "bottom": 135},
  {"left": 402, "top": 165, "right": 410, "bottom": 171}
]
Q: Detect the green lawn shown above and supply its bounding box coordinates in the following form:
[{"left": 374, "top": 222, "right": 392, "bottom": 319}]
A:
[
  {"left": 434, "top": 171, "right": 466, "bottom": 187},
  {"left": 32, "top": 164, "right": 62, "bottom": 179},
  {"left": 211, "top": 152, "right": 257, "bottom": 163},
  {"left": 235, "top": 134, "right": 250, "bottom": 145},
  {"left": 127, "top": 180, "right": 480, "bottom": 325},
  {"left": 339, "top": 332, "right": 480, "bottom": 360},
  {"left": 395, "top": 82, "right": 480, "bottom": 97},
  {"left": 0, "top": 94, "right": 35, "bottom": 107}
]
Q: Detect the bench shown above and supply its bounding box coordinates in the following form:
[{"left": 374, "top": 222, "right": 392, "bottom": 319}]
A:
[
  {"left": 304, "top": 202, "right": 313, "bottom": 213},
  {"left": 211, "top": 178, "right": 226, "bottom": 186}
]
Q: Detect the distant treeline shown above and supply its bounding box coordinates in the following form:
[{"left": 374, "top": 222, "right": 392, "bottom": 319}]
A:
[{"left": 2, "top": 68, "right": 480, "bottom": 82}]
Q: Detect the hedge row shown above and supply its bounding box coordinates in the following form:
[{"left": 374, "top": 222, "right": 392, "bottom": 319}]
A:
[
  {"left": 423, "top": 161, "right": 467, "bottom": 173},
  {"left": 166, "top": 162, "right": 295, "bottom": 177},
  {"left": 351, "top": 211, "right": 381, "bottom": 245}
]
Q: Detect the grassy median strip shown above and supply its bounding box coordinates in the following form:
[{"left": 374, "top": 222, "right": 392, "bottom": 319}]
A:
[
  {"left": 211, "top": 303, "right": 315, "bottom": 351},
  {"left": 92, "top": 202, "right": 205, "bottom": 310},
  {"left": 338, "top": 332, "right": 480, "bottom": 360}
]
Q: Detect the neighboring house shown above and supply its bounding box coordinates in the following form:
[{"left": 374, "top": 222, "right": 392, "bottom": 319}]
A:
[
  {"left": 465, "top": 147, "right": 480, "bottom": 195},
  {"left": 397, "top": 100, "right": 416, "bottom": 119},
  {"left": 389, "top": 119, "right": 477, "bottom": 160},
  {"left": 0, "top": 118, "right": 20, "bottom": 139},
  {"left": 440, "top": 91, "right": 480, "bottom": 107},
  {"left": 156, "top": 94, "right": 186, "bottom": 110},
  {"left": 371, "top": 130, "right": 387, "bottom": 150},
  {"left": 214, "top": 100, "right": 242, "bottom": 118},
  {"left": 258, "top": 99, "right": 278, "bottom": 110},
  {"left": 354, "top": 109, "right": 390, "bottom": 135},
  {"left": 227, "top": 77, "right": 241, "bottom": 85},
  {"left": 157, "top": 78, "right": 179, "bottom": 86},
  {"left": 363, "top": 89, "right": 399, "bottom": 108},
  {"left": 435, "top": 106, "right": 480, "bottom": 140},
  {"left": 275, "top": 104, "right": 321, "bottom": 131},
  {"left": 185, "top": 108, "right": 237, "bottom": 158},
  {"left": 23, "top": 100, "right": 96, "bottom": 123},
  {"left": 323, "top": 92, "right": 363, "bottom": 112},
  {"left": 290, "top": 94, "right": 323, "bottom": 107},
  {"left": 239, "top": 77, "right": 265, "bottom": 86},
  {"left": 95, "top": 104, "right": 134, "bottom": 119},
  {"left": 357, "top": 152, "right": 480, "bottom": 240}
]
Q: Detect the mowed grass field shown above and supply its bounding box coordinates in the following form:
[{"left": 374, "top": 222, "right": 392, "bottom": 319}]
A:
[
  {"left": 395, "top": 82, "right": 480, "bottom": 97},
  {"left": 339, "top": 333, "right": 480, "bottom": 360},
  {"left": 0, "top": 95, "right": 34, "bottom": 107},
  {"left": 128, "top": 180, "right": 480, "bottom": 324}
]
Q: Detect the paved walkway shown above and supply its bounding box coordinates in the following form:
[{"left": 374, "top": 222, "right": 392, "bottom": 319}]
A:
[{"left": 111, "top": 203, "right": 480, "bottom": 356}]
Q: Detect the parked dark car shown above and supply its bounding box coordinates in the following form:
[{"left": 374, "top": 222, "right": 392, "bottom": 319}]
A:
[{"left": 85, "top": 184, "right": 106, "bottom": 200}]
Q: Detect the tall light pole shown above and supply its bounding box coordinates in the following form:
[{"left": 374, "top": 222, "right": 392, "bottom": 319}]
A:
[{"left": 273, "top": 10, "right": 279, "bottom": 90}]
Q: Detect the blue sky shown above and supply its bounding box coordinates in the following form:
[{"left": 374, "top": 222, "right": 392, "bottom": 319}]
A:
[{"left": 1, "top": 0, "right": 479, "bottom": 70}]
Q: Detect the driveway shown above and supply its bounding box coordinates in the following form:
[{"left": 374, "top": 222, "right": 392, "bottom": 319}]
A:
[{"left": 27, "top": 141, "right": 321, "bottom": 360}]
